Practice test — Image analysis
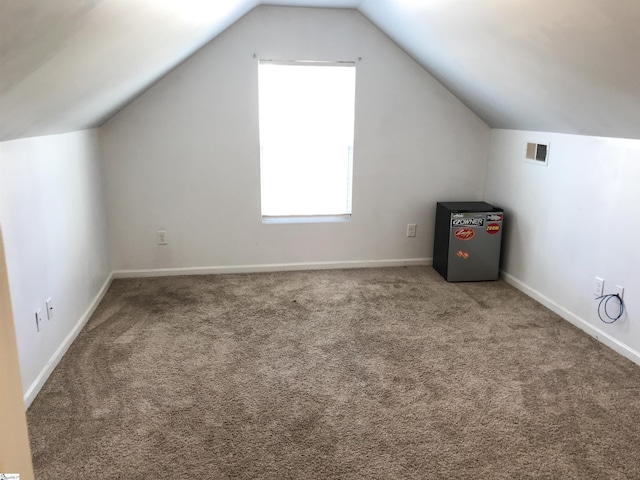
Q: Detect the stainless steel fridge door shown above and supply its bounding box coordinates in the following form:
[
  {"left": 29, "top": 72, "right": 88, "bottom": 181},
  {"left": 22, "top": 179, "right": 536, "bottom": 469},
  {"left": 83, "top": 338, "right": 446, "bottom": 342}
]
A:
[{"left": 446, "top": 211, "right": 503, "bottom": 281}]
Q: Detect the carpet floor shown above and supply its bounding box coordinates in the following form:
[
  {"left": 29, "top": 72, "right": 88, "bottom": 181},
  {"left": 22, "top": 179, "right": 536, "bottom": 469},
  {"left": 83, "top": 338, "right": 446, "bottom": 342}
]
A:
[{"left": 27, "top": 267, "right": 640, "bottom": 479}]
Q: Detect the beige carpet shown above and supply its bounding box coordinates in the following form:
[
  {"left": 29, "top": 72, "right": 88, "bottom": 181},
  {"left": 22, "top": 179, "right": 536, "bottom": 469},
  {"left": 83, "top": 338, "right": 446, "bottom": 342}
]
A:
[{"left": 27, "top": 267, "right": 640, "bottom": 479}]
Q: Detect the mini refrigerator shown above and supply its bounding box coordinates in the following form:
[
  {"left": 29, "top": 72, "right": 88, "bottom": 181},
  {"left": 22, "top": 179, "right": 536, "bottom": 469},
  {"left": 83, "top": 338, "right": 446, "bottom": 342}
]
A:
[{"left": 433, "top": 201, "right": 504, "bottom": 282}]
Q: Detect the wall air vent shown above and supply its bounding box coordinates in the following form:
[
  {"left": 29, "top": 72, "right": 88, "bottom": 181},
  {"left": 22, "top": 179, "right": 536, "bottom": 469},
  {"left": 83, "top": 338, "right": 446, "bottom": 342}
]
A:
[{"left": 525, "top": 142, "right": 549, "bottom": 166}]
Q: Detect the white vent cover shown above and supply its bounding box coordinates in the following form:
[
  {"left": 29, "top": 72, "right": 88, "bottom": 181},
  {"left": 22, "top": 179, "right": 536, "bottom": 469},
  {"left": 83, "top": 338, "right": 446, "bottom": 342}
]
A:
[{"left": 525, "top": 142, "right": 549, "bottom": 165}]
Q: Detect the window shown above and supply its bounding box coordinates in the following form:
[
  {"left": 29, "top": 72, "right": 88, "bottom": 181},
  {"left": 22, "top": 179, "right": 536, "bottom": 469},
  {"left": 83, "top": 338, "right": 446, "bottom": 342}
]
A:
[{"left": 258, "top": 60, "right": 356, "bottom": 222}]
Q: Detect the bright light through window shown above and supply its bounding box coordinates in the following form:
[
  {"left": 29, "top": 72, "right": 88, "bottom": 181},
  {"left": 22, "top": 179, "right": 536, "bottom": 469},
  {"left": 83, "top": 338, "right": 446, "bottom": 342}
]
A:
[{"left": 258, "top": 61, "right": 356, "bottom": 221}]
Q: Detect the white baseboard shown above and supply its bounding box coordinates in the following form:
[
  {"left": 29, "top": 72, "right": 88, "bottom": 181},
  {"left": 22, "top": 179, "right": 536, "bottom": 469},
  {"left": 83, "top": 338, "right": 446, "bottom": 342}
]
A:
[
  {"left": 113, "top": 258, "right": 432, "bottom": 279},
  {"left": 501, "top": 271, "right": 640, "bottom": 367},
  {"left": 23, "top": 273, "right": 114, "bottom": 408}
]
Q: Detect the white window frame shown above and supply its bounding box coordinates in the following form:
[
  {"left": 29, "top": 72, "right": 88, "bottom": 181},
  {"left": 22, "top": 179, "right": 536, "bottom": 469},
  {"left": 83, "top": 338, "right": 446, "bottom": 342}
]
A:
[{"left": 258, "top": 59, "right": 356, "bottom": 224}]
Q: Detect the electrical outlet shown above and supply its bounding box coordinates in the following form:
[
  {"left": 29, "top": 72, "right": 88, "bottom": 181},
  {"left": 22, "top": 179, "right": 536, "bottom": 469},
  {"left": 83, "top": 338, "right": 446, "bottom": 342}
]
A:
[
  {"left": 407, "top": 223, "right": 417, "bottom": 237},
  {"left": 35, "top": 309, "right": 43, "bottom": 332},
  {"left": 46, "top": 297, "right": 54, "bottom": 319},
  {"left": 594, "top": 277, "right": 604, "bottom": 297},
  {"left": 157, "top": 230, "right": 168, "bottom": 245},
  {"left": 615, "top": 285, "right": 624, "bottom": 300}
]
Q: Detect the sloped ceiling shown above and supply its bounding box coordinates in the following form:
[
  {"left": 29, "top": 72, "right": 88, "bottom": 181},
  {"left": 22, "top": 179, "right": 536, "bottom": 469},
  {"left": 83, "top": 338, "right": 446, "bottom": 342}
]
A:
[
  {"left": 1, "top": 0, "right": 639, "bottom": 142},
  {"left": 360, "top": 0, "right": 640, "bottom": 140}
]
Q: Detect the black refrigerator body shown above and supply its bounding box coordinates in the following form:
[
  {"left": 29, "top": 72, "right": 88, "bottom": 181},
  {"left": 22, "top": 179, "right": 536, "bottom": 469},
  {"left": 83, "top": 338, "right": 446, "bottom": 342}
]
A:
[{"left": 433, "top": 202, "right": 504, "bottom": 282}]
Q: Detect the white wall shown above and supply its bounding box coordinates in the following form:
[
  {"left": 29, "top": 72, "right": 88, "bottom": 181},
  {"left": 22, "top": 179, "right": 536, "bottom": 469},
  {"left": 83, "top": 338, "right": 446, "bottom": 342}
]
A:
[
  {"left": 0, "top": 130, "right": 111, "bottom": 404},
  {"left": 100, "top": 6, "right": 490, "bottom": 272},
  {"left": 485, "top": 129, "right": 640, "bottom": 360}
]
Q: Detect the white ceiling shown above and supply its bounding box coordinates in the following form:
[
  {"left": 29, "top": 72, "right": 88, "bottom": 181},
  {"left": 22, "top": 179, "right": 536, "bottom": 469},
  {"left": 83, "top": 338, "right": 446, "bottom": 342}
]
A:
[
  {"left": 360, "top": 0, "right": 640, "bottom": 140},
  {"left": 1, "top": 0, "right": 639, "bottom": 142}
]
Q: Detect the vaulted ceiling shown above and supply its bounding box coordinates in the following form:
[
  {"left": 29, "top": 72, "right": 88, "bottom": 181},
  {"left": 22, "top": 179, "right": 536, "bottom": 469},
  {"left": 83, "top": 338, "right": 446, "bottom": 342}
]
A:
[{"left": 1, "top": 0, "right": 639, "bottom": 142}]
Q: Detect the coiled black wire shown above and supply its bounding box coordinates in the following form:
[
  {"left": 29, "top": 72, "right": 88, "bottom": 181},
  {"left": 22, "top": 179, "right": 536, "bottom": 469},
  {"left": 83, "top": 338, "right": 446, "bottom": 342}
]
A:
[{"left": 595, "top": 294, "right": 625, "bottom": 324}]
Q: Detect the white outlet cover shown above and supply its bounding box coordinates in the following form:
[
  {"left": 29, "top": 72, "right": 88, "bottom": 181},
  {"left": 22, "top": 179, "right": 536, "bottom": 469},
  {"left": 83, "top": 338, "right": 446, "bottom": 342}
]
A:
[
  {"left": 594, "top": 277, "right": 604, "bottom": 296},
  {"left": 35, "top": 308, "right": 43, "bottom": 331},
  {"left": 46, "top": 297, "right": 54, "bottom": 319},
  {"left": 157, "top": 230, "right": 168, "bottom": 245}
]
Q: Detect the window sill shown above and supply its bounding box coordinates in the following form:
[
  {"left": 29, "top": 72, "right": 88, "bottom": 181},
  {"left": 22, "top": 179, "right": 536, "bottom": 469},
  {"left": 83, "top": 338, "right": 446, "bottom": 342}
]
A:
[{"left": 262, "top": 215, "right": 351, "bottom": 224}]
